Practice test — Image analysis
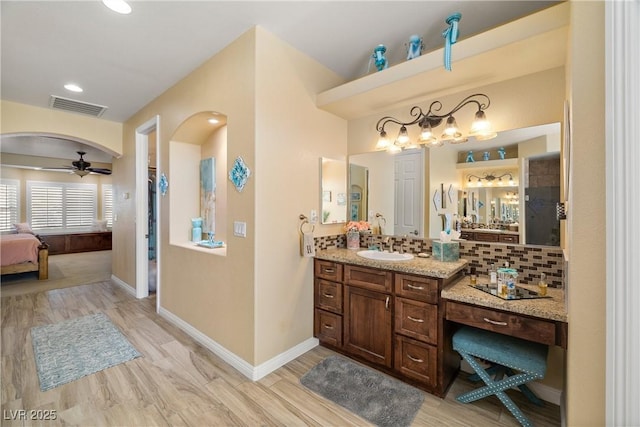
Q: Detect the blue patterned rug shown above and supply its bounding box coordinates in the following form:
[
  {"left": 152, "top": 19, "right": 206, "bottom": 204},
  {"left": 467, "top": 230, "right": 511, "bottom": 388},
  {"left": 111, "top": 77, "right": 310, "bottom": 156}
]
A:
[{"left": 31, "top": 312, "right": 141, "bottom": 391}]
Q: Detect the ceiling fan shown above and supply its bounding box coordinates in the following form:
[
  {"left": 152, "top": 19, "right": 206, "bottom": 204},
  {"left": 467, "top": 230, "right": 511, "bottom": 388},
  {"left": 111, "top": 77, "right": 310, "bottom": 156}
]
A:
[{"left": 57, "top": 151, "right": 112, "bottom": 178}]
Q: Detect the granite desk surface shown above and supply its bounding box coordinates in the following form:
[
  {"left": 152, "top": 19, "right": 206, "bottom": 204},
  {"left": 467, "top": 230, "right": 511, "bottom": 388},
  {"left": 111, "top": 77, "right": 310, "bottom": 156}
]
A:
[
  {"left": 442, "top": 275, "right": 568, "bottom": 323},
  {"left": 314, "top": 248, "right": 468, "bottom": 279}
]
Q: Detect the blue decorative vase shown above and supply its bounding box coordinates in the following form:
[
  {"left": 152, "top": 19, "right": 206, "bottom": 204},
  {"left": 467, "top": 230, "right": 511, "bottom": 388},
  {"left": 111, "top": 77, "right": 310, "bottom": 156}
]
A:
[
  {"left": 466, "top": 151, "right": 475, "bottom": 163},
  {"left": 192, "top": 227, "right": 202, "bottom": 242},
  {"left": 372, "top": 45, "right": 388, "bottom": 71},
  {"left": 483, "top": 151, "right": 490, "bottom": 161}
]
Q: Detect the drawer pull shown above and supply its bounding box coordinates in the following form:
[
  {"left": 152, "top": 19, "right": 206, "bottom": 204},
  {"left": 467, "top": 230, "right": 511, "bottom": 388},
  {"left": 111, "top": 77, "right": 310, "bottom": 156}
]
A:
[
  {"left": 407, "top": 316, "right": 424, "bottom": 323},
  {"left": 483, "top": 317, "right": 508, "bottom": 326},
  {"left": 385, "top": 296, "right": 390, "bottom": 310},
  {"left": 407, "top": 354, "right": 424, "bottom": 363},
  {"left": 323, "top": 324, "right": 334, "bottom": 330},
  {"left": 407, "top": 283, "right": 424, "bottom": 290},
  {"left": 323, "top": 268, "right": 335, "bottom": 273},
  {"left": 322, "top": 293, "right": 335, "bottom": 299}
]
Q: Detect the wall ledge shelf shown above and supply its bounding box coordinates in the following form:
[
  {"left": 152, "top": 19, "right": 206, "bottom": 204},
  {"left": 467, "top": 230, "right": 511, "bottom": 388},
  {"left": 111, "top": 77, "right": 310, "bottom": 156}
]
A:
[
  {"left": 171, "top": 242, "right": 227, "bottom": 256},
  {"left": 316, "top": 3, "right": 569, "bottom": 120},
  {"left": 456, "top": 158, "right": 518, "bottom": 170}
]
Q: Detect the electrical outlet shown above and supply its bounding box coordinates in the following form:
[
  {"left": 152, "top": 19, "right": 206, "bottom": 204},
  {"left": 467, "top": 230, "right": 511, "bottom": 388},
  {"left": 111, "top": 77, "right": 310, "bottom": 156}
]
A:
[{"left": 310, "top": 210, "right": 318, "bottom": 224}]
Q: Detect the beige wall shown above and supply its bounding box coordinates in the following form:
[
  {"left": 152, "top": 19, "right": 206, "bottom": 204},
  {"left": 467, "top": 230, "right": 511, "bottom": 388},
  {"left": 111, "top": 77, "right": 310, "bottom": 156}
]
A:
[
  {"left": 253, "top": 27, "right": 346, "bottom": 364},
  {"left": 117, "top": 26, "right": 345, "bottom": 365},
  {"left": 566, "top": 1, "right": 606, "bottom": 425},
  {"left": 0, "top": 100, "right": 123, "bottom": 156}
]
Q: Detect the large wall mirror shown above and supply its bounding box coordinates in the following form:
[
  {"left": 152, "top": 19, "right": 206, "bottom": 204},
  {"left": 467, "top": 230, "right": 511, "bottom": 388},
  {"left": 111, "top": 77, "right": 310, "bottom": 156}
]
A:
[
  {"left": 348, "top": 122, "right": 561, "bottom": 246},
  {"left": 320, "top": 157, "right": 347, "bottom": 224}
]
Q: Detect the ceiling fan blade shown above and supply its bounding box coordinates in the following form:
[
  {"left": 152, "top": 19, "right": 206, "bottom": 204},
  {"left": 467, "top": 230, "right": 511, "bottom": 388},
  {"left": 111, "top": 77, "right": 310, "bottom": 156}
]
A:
[{"left": 87, "top": 168, "right": 112, "bottom": 175}]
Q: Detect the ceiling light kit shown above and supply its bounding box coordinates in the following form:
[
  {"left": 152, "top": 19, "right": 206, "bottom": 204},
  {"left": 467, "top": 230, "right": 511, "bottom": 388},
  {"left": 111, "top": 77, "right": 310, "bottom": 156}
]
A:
[
  {"left": 102, "top": 0, "right": 132, "bottom": 15},
  {"left": 375, "top": 93, "right": 497, "bottom": 152}
]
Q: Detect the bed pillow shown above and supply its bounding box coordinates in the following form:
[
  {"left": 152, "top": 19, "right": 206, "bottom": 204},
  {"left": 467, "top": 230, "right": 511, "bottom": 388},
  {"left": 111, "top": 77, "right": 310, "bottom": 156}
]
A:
[
  {"left": 92, "top": 219, "right": 109, "bottom": 232},
  {"left": 13, "top": 222, "right": 35, "bottom": 234}
]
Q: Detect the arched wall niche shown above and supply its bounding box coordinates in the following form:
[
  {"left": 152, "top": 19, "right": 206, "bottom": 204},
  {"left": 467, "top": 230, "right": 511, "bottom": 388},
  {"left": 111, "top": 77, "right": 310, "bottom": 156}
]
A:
[{"left": 168, "top": 111, "right": 228, "bottom": 251}]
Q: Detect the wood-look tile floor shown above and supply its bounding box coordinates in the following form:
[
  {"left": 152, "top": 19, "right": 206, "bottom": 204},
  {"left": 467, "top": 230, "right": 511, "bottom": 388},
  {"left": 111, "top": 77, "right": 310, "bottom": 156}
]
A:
[{"left": 1, "top": 281, "right": 561, "bottom": 426}]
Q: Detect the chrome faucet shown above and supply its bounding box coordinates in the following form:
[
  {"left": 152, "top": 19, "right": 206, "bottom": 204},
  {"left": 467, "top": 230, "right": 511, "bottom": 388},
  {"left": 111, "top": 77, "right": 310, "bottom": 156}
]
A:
[
  {"left": 382, "top": 236, "right": 393, "bottom": 252},
  {"left": 398, "top": 242, "right": 409, "bottom": 254}
]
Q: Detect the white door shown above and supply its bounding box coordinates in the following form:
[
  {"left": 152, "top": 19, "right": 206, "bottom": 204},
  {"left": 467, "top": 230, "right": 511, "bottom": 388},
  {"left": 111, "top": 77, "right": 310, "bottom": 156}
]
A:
[{"left": 394, "top": 150, "right": 423, "bottom": 237}]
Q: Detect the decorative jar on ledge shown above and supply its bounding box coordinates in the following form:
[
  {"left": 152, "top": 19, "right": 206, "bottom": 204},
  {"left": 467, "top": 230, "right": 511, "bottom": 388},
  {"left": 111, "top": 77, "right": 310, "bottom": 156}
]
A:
[{"left": 346, "top": 231, "right": 360, "bottom": 250}]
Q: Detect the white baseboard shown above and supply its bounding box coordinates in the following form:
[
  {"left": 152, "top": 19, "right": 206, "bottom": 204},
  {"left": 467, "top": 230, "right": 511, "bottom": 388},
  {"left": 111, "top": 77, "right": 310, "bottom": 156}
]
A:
[
  {"left": 460, "top": 360, "right": 563, "bottom": 406},
  {"left": 111, "top": 274, "right": 136, "bottom": 296},
  {"left": 158, "top": 306, "right": 318, "bottom": 381}
]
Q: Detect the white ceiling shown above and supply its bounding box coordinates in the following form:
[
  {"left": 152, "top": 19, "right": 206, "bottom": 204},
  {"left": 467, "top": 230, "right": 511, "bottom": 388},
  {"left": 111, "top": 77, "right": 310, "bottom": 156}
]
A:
[{"left": 0, "top": 1, "right": 559, "bottom": 161}]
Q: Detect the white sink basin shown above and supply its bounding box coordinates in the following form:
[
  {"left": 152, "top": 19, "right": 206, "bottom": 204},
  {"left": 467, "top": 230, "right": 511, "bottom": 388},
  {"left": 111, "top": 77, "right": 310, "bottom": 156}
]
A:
[{"left": 356, "top": 250, "right": 414, "bottom": 261}]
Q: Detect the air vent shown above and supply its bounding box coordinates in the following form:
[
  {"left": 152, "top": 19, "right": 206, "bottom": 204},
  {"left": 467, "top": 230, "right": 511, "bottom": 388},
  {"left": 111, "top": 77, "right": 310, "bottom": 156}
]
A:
[{"left": 49, "top": 95, "right": 108, "bottom": 117}]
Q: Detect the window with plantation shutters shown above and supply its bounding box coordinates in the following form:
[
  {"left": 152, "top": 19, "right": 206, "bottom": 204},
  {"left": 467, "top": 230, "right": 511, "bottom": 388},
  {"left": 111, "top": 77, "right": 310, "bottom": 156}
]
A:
[
  {"left": 102, "top": 184, "right": 113, "bottom": 228},
  {"left": 27, "top": 181, "right": 97, "bottom": 232},
  {"left": 0, "top": 179, "right": 20, "bottom": 232}
]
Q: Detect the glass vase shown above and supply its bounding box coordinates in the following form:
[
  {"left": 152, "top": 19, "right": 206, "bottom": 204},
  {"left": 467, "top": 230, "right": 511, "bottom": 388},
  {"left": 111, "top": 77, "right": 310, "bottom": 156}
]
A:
[{"left": 346, "top": 231, "right": 360, "bottom": 250}]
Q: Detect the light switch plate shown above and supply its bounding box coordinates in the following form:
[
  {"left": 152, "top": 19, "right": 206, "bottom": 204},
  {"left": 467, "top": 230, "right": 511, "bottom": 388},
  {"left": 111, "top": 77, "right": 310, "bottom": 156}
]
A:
[
  {"left": 234, "top": 221, "right": 247, "bottom": 237},
  {"left": 310, "top": 210, "right": 318, "bottom": 224}
]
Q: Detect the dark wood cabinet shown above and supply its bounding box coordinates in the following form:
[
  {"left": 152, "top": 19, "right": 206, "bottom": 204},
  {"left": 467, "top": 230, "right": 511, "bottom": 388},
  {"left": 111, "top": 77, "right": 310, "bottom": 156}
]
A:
[
  {"left": 459, "top": 230, "right": 519, "bottom": 244},
  {"left": 343, "top": 285, "right": 393, "bottom": 368},
  {"left": 313, "top": 259, "right": 458, "bottom": 397},
  {"left": 40, "top": 232, "right": 112, "bottom": 255}
]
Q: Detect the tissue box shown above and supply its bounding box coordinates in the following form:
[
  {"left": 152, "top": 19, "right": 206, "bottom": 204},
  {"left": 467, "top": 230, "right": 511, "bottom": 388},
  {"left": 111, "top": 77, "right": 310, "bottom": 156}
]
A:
[{"left": 432, "top": 240, "right": 460, "bottom": 262}]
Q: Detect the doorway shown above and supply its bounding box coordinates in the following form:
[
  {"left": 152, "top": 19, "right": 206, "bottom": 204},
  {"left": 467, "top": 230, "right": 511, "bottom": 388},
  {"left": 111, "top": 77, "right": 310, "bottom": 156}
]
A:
[
  {"left": 135, "top": 116, "right": 160, "bottom": 311},
  {"left": 394, "top": 150, "right": 424, "bottom": 237}
]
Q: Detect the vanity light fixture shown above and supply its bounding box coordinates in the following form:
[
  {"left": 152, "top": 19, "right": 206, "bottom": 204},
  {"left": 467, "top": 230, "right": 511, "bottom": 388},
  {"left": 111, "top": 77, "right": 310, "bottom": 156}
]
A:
[
  {"left": 375, "top": 93, "right": 497, "bottom": 152},
  {"left": 467, "top": 172, "right": 515, "bottom": 187}
]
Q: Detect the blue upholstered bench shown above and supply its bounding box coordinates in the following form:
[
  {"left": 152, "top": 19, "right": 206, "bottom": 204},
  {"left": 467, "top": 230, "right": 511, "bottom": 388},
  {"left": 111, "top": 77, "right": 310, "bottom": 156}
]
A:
[{"left": 452, "top": 326, "right": 549, "bottom": 427}]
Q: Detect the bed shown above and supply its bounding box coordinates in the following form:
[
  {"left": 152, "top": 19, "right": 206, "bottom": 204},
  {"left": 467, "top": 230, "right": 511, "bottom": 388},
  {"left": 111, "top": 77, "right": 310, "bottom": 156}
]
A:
[{"left": 1, "top": 233, "right": 49, "bottom": 280}]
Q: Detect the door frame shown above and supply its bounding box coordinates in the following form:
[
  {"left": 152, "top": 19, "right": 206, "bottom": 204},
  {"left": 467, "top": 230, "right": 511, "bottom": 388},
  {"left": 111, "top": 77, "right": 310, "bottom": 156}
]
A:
[{"left": 135, "top": 116, "right": 160, "bottom": 309}]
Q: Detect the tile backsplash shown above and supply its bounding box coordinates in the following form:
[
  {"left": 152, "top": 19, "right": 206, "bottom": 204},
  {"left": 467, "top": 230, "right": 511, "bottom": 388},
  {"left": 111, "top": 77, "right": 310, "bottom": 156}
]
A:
[{"left": 314, "top": 234, "right": 564, "bottom": 288}]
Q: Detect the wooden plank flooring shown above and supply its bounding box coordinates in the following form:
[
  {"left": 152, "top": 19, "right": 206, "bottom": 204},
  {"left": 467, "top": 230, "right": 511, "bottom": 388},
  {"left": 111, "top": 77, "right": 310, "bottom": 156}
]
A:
[{"left": 1, "top": 280, "right": 561, "bottom": 426}]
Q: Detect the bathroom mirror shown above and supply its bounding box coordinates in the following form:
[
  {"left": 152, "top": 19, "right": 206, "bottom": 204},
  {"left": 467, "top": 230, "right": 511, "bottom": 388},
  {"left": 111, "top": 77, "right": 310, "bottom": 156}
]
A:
[
  {"left": 349, "top": 163, "right": 368, "bottom": 221},
  {"left": 349, "top": 122, "right": 561, "bottom": 245},
  {"left": 320, "top": 157, "right": 347, "bottom": 224}
]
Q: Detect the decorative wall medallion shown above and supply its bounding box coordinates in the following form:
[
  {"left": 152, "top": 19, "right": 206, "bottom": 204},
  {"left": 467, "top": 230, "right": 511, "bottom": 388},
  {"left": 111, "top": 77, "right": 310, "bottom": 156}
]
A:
[
  {"left": 159, "top": 173, "right": 169, "bottom": 196},
  {"left": 229, "top": 156, "right": 251, "bottom": 192}
]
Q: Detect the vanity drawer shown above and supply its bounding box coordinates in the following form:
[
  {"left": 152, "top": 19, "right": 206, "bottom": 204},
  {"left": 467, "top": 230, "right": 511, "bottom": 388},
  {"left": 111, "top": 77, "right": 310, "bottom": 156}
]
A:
[
  {"left": 499, "top": 234, "right": 519, "bottom": 243},
  {"left": 314, "top": 309, "right": 342, "bottom": 348},
  {"left": 394, "top": 335, "right": 437, "bottom": 388},
  {"left": 315, "top": 259, "right": 343, "bottom": 282},
  {"left": 395, "top": 273, "right": 439, "bottom": 304},
  {"left": 345, "top": 265, "right": 392, "bottom": 293},
  {"left": 473, "top": 232, "right": 501, "bottom": 242},
  {"left": 445, "top": 301, "right": 557, "bottom": 346},
  {"left": 314, "top": 279, "right": 343, "bottom": 314},
  {"left": 395, "top": 298, "right": 438, "bottom": 344}
]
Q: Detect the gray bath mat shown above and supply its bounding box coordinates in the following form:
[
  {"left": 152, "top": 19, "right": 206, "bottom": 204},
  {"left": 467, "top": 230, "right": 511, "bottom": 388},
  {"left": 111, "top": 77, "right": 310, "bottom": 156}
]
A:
[{"left": 300, "top": 355, "right": 424, "bottom": 427}]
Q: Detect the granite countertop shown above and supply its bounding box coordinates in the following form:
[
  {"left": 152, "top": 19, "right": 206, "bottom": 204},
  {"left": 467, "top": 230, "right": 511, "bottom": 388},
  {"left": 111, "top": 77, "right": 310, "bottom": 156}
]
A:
[
  {"left": 314, "top": 248, "right": 468, "bottom": 279},
  {"left": 442, "top": 275, "right": 568, "bottom": 322}
]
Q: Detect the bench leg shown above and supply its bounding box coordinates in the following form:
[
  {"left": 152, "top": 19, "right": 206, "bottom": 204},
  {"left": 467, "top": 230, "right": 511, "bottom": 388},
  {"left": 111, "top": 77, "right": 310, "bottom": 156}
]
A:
[{"left": 456, "top": 351, "right": 540, "bottom": 427}]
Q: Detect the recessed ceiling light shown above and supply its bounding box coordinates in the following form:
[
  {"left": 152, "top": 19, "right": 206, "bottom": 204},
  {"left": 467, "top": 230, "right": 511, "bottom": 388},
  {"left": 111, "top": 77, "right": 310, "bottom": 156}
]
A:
[
  {"left": 102, "top": 0, "right": 132, "bottom": 15},
  {"left": 64, "top": 83, "right": 83, "bottom": 93},
  {"left": 208, "top": 118, "right": 219, "bottom": 125}
]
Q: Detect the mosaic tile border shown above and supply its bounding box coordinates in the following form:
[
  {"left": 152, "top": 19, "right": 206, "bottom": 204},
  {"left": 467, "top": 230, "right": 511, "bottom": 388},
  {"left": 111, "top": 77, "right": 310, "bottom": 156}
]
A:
[{"left": 314, "top": 234, "right": 565, "bottom": 288}]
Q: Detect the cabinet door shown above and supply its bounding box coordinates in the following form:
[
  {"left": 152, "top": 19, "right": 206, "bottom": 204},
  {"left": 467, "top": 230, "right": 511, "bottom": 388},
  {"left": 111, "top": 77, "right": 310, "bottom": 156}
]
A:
[{"left": 344, "top": 286, "right": 392, "bottom": 368}]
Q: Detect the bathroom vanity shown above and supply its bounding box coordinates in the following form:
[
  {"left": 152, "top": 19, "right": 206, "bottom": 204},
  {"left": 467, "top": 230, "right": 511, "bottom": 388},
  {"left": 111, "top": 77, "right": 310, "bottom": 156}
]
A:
[
  {"left": 314, "top": 248, "right": 467, "bottom": 397},
  {"left": 313, "top": 248, "right": 568, "bottom": 397}
]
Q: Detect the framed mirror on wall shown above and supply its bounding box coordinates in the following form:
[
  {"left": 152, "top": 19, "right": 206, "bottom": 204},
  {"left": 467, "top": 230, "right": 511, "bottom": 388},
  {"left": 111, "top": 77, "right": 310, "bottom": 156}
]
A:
[
  {"left": 349, "top": 122, "right": 562, "bottom": 246},
  {"left": 320, "top": 157, "right": 347, "bottom": 224}
]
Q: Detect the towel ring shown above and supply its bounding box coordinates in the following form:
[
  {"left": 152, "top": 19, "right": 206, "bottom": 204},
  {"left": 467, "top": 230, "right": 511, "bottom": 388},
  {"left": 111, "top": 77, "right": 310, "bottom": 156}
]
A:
[{"left": 300, "top": 219, "right": 314, "bottom": 234}]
